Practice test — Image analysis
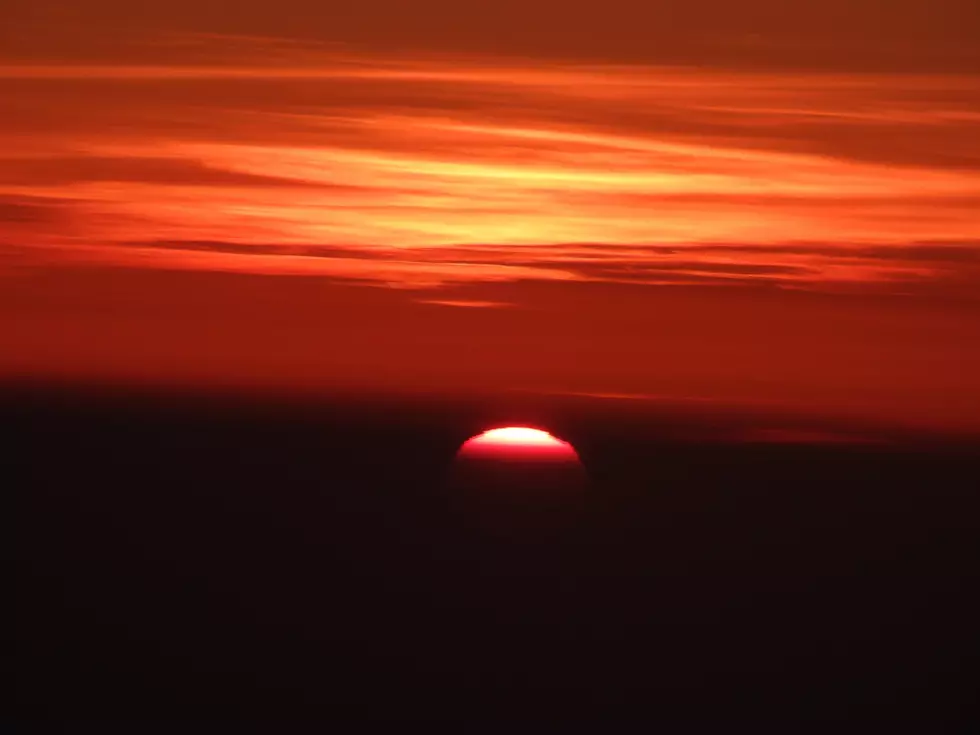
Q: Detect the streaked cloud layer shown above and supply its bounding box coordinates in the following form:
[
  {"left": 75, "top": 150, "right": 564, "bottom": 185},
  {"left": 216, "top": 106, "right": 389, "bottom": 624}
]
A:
[{"left": 2, "top": 37, "right": 978, "bottom": 292}]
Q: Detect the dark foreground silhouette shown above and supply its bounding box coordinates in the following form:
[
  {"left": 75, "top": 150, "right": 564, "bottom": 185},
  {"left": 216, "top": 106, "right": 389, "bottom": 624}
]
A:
[{"left": 14, "top": 381, "right": 979, "bottom": 723}]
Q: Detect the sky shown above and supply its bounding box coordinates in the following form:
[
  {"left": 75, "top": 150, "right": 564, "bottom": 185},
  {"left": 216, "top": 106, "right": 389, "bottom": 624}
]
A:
[{"left": 2, "top": 1, "right": 979, "bottom": 434}]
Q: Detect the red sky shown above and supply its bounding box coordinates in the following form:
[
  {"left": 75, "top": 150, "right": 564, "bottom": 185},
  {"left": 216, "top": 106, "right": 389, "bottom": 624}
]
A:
[{"left": 2, "top": 1, "right": 979, "bottom": 433}]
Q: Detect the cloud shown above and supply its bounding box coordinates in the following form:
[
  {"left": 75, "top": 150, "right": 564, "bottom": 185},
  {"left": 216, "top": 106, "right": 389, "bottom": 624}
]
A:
[
  {"left": 415, "top": 299, "right": 513, "bottom": 308},
  {"left": 3, "top": 237, "right": 970, "bottom": 294},
  {"left": 0, "top": 240, "right": 581, "bottom": 288},
  {"left": 732, "top": 428, "right": 887, "bottom": 445},
  {"left": 0, "top": 194, "right": 77, "bottom": 224},
  {"left": 0, "top": 156, "right": 358, "bottom": 189},
  {"left": 0, "top": 44, "right": 977, "bottom": 292}
]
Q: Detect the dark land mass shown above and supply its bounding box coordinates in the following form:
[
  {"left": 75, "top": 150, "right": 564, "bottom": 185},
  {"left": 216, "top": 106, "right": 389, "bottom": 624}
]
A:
[{"left": 13, "top": 379, "right": 979, "bottom": 723}]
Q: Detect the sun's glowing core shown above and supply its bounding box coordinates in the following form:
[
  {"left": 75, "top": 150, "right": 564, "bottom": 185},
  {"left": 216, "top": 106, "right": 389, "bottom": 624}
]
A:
[{"left": 472, "top": 427, "right": 566, "bottom": 447}]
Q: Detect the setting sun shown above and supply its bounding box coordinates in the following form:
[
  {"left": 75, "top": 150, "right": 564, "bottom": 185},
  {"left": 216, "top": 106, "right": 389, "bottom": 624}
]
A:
[
  {"left": 455, "top": 426, "right": 583, "bottom": 466},
  {"left": 469, "top": 427, "right": 567, "bottom": 447}
]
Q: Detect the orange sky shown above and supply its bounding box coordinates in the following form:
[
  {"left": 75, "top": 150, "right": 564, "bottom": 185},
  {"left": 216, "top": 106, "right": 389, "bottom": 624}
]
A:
[{"left": 2, "top": 4, "right": 979, "bottom": 434}]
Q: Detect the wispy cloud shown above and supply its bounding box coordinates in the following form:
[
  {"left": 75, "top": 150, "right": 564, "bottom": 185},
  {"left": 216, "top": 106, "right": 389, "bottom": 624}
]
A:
[
  {"left": 1, "top": 39, "right": 978, "bottom": 292},
  {"left": 416, "top": 299, "right": 513, "bottom": 308}
]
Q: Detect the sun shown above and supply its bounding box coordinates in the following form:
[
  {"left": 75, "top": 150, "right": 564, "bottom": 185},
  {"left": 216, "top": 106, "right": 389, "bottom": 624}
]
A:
[
  {"left": 456, "top": 426, "right": 580, "bottom": 462},
  {"left": 470, "top": 427, "right": 568, "bottom": 447}
]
